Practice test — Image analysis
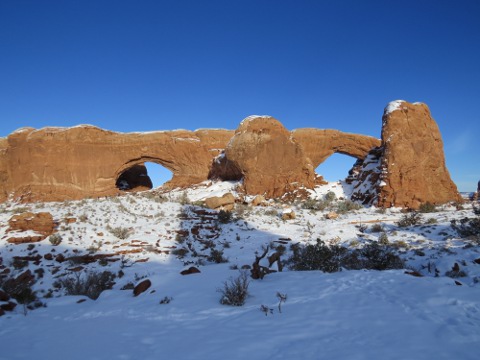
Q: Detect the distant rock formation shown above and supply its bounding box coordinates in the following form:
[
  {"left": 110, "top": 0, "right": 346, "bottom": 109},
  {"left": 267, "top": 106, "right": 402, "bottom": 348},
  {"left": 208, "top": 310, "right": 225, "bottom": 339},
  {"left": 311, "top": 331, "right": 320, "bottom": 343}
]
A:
[
  {"left": 349, "top": 100, "right": 461, "bottom": 208},
  {"left": 0, "top": 102, "right": 459, "bottom": 207},
  {"left": 0, "top": 118, "right": 379, "bottom": 203}
]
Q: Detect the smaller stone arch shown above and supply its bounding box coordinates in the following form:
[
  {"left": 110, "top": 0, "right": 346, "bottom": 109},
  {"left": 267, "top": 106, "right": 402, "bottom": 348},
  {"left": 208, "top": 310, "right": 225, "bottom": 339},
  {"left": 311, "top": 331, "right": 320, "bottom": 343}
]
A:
[{"left": 114, "top": 156, "right": 175, "bottom": 192}]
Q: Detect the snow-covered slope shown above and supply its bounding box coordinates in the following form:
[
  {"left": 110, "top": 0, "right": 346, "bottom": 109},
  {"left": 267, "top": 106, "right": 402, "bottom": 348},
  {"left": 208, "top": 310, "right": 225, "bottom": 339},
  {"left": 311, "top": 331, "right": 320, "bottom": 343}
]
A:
[{"left": 1, "top": 181, "right": 479, "bottom": 359}]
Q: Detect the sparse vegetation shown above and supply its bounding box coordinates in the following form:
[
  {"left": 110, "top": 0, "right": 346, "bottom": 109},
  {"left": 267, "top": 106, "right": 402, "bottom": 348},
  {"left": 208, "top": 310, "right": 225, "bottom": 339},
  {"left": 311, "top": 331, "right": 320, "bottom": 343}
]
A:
[
  {"left": 208, "top": 249, "right": 228, "bottom": 263},
  {"left": 55, "top": 271, "right": 116, "bottom": 300},
  {"left": 370, "top": 223, "right": 384, "bottom": 233},
  {"left": 48, "top": 233, "right": 62, "bottom": 246},
  {"left": 451, "top": 215, "right": 480, "bottom": 241},
  {"left": 288, "top": 239, "right": 404, "bottom": 272},
  {"left": 335, "top": 200, "right": 362, "bottom": 214},
  {"left": 397, "top": 212, "right": 423, "bottom": 227},
  {"left": 108, "top": 226, "right": 131, "bottom": 240},
  {"left": 418, "top": 202, "right": 437, "bottom": 213},
  {"left": 218, "top": 210, "right": 233, "bottom": 224}
]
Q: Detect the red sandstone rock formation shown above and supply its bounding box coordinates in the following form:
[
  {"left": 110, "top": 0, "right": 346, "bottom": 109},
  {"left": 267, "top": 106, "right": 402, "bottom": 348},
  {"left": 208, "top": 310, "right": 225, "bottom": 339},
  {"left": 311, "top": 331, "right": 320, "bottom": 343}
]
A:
[
  {"left": 350, "top": 101, "right": 461, "bottom": 208},
  {"left": 1, "top": 108, "right": 441, "bottom": 205},
  {"left": 224, "top": 116, "right": 316, "bottom": 198},
  {"left": 0, "top": 126, "right": 233, "bottom": 202}
]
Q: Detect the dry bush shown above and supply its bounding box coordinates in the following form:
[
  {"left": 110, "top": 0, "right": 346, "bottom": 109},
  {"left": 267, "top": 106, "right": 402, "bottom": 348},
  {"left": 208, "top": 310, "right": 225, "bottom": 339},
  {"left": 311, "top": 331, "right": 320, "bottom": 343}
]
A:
[{"left": 218, "top": 271, "right": 250, "bottom": 306}]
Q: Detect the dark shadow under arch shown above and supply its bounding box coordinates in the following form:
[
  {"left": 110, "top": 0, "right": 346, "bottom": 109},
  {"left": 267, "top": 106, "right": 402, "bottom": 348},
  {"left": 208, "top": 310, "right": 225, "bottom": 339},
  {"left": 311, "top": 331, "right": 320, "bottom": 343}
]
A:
[{"left": 115, "top": 158, "right": 173, "bottom": 192}]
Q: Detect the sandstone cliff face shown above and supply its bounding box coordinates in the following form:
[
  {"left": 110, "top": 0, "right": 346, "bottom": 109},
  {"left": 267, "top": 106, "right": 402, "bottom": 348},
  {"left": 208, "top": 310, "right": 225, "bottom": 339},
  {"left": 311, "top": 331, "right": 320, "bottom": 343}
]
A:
[
  {"left": 350, "top": 101, "right": 461, "bottom": 208},
  {"left": 225, "top": 116, "right": 316, "bottom": 198}
]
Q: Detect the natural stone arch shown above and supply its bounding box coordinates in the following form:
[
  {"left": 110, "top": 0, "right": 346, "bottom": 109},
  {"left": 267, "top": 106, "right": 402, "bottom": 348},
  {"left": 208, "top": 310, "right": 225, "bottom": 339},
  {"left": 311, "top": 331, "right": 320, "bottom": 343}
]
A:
[{"left": 291, "top": 129, "right": 381, "bottom": 169}]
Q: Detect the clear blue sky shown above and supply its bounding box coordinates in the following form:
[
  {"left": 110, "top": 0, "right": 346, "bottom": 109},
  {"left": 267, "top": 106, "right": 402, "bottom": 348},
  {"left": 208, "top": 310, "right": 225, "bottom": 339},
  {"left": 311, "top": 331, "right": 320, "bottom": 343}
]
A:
[{"left": 1, "top": 0, "right": 479, "bottom": 191}]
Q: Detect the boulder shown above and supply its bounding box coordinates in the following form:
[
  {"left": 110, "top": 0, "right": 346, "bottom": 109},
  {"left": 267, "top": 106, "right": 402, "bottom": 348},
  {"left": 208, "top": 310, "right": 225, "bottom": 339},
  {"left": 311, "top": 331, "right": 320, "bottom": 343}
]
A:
[
  {"left": 180, "top": 266, "right": 201, "bottom": 275},
  {"left": 325, "top": 211, "right": 339, "bottom": 220},
  {"left": 133, "top": 279, "right": 152, "bottom": 297},
  {"left": 205, "top": 193, "right": 235, "bottom": 211},
  {"left": 349, "top": 101, "right": 461, "bottom": 209},
  {"left": 0, "top": 290, "right": 9, "bottom": 302},
  {"left": 281, "top": 208, "right": 296, "bottom": 220},
  {"left": 8, "top": 212, "right": 55, "bottom": 237},
  {"left": 251, "top": 195, "right": 266, "bottom": 206}
]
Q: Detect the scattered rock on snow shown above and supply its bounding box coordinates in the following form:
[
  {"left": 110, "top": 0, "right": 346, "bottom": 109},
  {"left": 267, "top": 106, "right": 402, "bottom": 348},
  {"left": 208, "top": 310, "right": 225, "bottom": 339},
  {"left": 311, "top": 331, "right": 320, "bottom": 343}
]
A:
[
  {"left": 133, "top": 279, "right": 152, "bottom": 297},
  {"left": 180, "top": 267, "right": 201, "bottom": 275},
  {"left": 205, "top": 193, "right": 235, "bottom": 211}
]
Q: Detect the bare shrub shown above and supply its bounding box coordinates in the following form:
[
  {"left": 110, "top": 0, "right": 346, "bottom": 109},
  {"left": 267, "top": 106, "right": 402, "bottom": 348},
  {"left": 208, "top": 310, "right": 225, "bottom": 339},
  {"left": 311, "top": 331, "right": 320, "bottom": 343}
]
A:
[
  {"left": 218, "top": 271, "right": 250, "bottom": 306},
  {"left": 218, "top": 210, "right": 233, "bottom": 224},
  {"left": 55, "top": 271, "right": 116, "bottom": 300},
  {"left": 208, "top": 249, "right": 228, "bottom": 263}
]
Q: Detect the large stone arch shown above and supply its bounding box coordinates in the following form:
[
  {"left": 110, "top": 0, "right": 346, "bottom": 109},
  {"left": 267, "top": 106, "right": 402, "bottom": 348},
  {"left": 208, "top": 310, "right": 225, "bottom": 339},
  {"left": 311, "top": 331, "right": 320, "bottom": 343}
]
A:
[{"left": 0, "top": 126, "right": 233, "bottom": 202}]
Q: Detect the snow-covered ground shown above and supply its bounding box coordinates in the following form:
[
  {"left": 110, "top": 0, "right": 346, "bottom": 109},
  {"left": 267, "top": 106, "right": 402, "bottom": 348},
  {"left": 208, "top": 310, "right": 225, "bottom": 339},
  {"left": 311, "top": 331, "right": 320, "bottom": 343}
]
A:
[{"left": 1, "top": 181, "right": 479, "bottom": 360}]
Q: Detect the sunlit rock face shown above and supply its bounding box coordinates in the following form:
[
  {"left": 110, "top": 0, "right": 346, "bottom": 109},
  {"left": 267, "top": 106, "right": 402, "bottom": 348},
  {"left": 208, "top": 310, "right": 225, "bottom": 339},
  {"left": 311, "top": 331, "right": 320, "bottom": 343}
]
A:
[{"left": 349, "top": 101, "right": 461, "bottom": 209}]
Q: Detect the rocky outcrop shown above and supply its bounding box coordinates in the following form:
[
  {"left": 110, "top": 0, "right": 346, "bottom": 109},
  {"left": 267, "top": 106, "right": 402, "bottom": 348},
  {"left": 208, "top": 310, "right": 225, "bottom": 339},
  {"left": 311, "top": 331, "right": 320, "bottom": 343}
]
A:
[
  {"left": 7, "top": 212, "right": 56, "bottom": 244},
  {"left": 349, "top": 101, "right": 461, "bottom": 208},
  {"left": 225, "top": 116, "right": 316, "bottom": 198}
]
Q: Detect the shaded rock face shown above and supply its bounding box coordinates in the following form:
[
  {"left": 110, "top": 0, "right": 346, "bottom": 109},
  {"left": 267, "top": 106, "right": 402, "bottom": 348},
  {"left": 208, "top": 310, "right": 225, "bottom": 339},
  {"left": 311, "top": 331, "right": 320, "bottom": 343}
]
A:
[
  {"left": 116, "top": 164, "right": 153, "bottom": 191},
  {"left": 350, "top": 101, "right": 461, "bottom": 208},
  {"left": 225, "top": 116, "right": 316, "bottom": 198}
]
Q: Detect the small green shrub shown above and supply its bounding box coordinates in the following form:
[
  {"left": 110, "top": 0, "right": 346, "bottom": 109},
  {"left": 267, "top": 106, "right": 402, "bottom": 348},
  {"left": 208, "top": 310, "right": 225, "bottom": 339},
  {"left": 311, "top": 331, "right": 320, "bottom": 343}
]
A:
[
  {"left": 370, "top": 223, "right": 384, "bottom": 233},
  {"left": 335, "top": 200, "right": 362, "bottom": 214},
  {"left": 218, "top": 271, "right": 250, "bottom": 306},
  {"left": 325, "top": 191, "right": 337, "bottom": 202},
  {"left": 418, "top": 202, "right": 437, "bottom": 213},
  {"left": 108, "top": 226, "right": 131, "bottom": 240},
  {"left": 288, "top": 239, "right": 347, "bottom": 273},
  {"left": 48, "top": 233, "right": 62, "bottom": 246},
  {"left": 397, "top": 212, "right": 423, "bottom": 227},
  {"left": 287, "top": 239, "right": 404, "bottom": 272}
]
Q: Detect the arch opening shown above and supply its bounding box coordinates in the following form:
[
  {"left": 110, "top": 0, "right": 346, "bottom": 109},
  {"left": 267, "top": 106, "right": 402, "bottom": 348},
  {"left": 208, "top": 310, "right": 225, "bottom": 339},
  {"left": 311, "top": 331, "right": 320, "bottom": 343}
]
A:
[
  {"left": 115, "top": 162, "right": 173, "bottom": 192},
  {"left": 315, "top": 153, "right": 358, "bottom": 183}
]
